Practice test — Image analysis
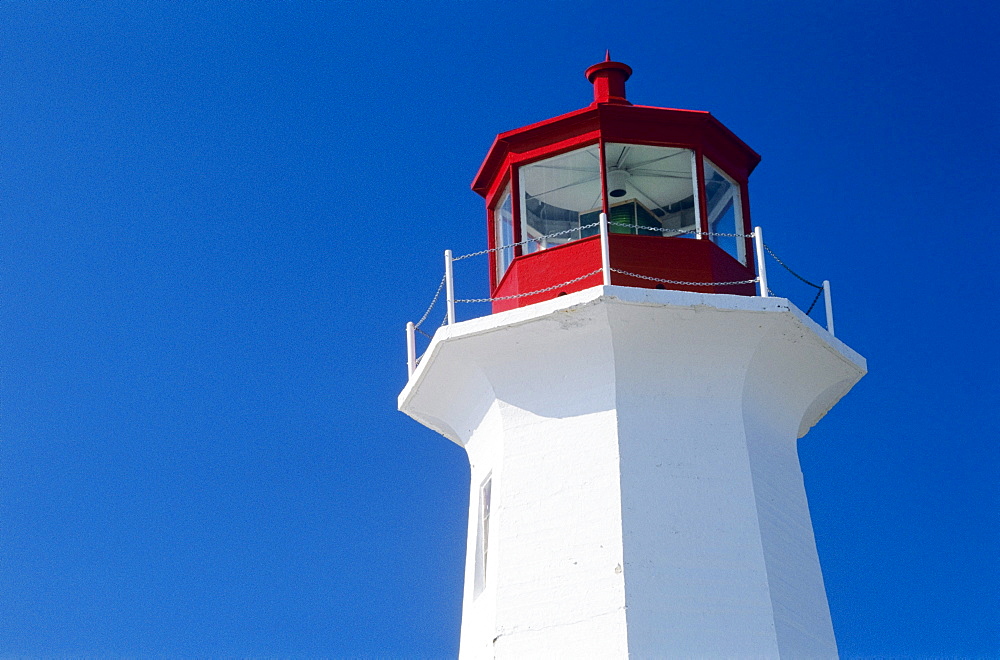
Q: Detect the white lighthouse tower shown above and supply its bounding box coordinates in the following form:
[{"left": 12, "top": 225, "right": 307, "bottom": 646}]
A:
[{"left": 400, "top": 58, "right": 866, "bottom": 658}]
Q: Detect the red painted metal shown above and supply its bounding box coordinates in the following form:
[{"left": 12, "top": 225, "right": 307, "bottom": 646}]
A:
[
  {"left": 585, "top": 57, "right": 632, "bottom": 106},
  {"left": 493, "top": 237, "right": 603, "bottom": 313},
  {"left": 492, "top": 234, "right": 756, "bottom": 313},
  {"left": 474, "top": 59, "right": 762, "bottom": 313},
  {"left": 472, "top": 105, "right": 760, "bottom": 197},
  {"left": 598, "top": 138, "right": 610, "bottom": 216}
]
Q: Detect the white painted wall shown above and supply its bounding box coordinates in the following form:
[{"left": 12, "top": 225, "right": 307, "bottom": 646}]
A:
[{"left": 399, "top": 286, "right": 865, "bottom": 658}]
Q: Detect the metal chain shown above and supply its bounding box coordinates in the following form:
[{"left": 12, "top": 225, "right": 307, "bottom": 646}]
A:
[
  {"left": 414, "top": 273, "right": 447, "bottom": 329},
  {"left": 606, "top": 223, "right": 754, "bottom": 239},
  {"left": 805, "top": 287, "right": 824, "bottom": 315},
  {"left": 607, "top": 222, "right": 698, "bottom": 237},
  {"left": 610, "top": 267, "right": 759, "bottom": 287},
  {"left": 453, "top": 222, "right": 602, "bottom": 261},
  {"left": 455, "top": 268, "right": 604, "bottom": 303},
  {"left": 440, "top": 229, "right": 823, "bottom": 318},
  {"left": 763, "top": 244, "right": 822, "bottom": 289},
  {"left": 455, "top": 224, "right": 754, "bottom": 262}
]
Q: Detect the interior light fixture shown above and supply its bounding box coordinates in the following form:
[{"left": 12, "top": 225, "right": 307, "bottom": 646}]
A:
[{"left": 607, "top": 168, "right": 631, "bottom": 198}]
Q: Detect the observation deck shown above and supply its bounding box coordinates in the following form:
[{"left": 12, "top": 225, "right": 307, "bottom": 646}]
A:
[{"left": 403, "top": 58, "right": 840, "bottom": 377}]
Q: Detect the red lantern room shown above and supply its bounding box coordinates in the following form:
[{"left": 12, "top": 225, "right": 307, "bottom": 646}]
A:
[{"left": 473, "top": 55, "right": 762, "bottom": 313}]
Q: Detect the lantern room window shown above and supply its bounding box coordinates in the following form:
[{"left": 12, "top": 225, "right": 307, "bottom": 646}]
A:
[
  {"left": 703, "top": 159, "right": 746, "bottom": 264},
  {"left": 603, "top": 143, "right": 699, "bottom": 237},
  {"left": 496, "top": 142, "right": 752, "bottom": 284},
  {"left": 494, "top": 186, "right": 514, "bottom": 280},
  {"left": 518, "top": 144, "right": 603, "bottom": 254}
]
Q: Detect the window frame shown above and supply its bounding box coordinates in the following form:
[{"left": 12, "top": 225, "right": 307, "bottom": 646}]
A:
[
  {"left": 473, "top": 473, "right": 493, "bottom": 599},
  {"left": 516, "top": 142, "right": 604, "bottom": 257},
  {"left": 601, "top": 141, "right": 702, "bottom": 240},
  {"left": 492, "top": 185, "right": 515, "bottom": 283},
  {"left": 702, "top": 157, "right": 748, "bottom": 265}
]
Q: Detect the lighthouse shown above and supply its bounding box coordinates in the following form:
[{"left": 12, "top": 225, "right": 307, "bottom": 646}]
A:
[{"left": 399, "top": 57, "right": 866, "bottom": 658}]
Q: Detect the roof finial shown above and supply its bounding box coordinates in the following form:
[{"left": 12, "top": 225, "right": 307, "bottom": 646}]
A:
[{"left": 585, "top": 55, "right": 633, "bottom": 106}]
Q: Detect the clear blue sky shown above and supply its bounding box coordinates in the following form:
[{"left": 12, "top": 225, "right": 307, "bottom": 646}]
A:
[{"left": 1, "top": 1, "right": 996, "bottom": 656}]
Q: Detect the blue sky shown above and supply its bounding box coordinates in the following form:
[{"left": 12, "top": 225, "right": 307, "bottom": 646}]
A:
[{"left": 0, "top": 1, "right": 996, "bottom": 656}]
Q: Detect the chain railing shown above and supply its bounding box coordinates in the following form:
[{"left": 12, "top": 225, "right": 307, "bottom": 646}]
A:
[
  {"left": 609, "top": 268, "right": 760, "bottom": 288},
  {"left": 452, "top": 221, "right": 602, "bottom": 261},
  {"left": 406, "top": 214, "right": 836, "bottom": 376},
  {"left": 757, "top": 227, "right": 834, "bottom": 335}
]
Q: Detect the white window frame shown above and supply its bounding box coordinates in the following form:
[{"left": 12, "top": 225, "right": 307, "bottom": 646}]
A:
[
  {"left": 691, "top": 151, "right": 703, "bottom": 239},
  {"left": 703, "top": 158, "right": 746, "bottom": 264},
  {"left": 493, "top": 187, "right": 514, "bottom": 281},
  {"left": 473, "top": 473, "right": 492, "bottom": 598}
]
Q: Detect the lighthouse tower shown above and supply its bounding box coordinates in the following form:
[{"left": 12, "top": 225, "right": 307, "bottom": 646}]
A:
[{"left": 399, "top": 58, "right": 866, "bottom": 658}]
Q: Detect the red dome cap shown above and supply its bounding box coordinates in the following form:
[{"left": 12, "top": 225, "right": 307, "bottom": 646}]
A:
[{"left": 585, "top": 51, "right": 632, "bottom": 106}]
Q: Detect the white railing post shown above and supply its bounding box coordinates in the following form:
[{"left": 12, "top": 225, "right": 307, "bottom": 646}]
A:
[
  {"left": 406, "top": 322, "right": 416, "bottom": 376},
  {"left": 444, "top": 249, "right": 456, "bottom": 325},
  {"left": 690, "top": 151, "right": 703, "bottom": 240},
  {"left": 823, "top": 280, "right": 835, "bottom": 337},
  {"left": 754, "top": 226, "right": 769, "bottom": 298},
  {"left": 599, "top": 212, "right": 611, "bottom": 286}
]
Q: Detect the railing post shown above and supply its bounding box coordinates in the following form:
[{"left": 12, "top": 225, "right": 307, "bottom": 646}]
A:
[
  {"left": 444, "top": 249, "right": 456, "bottom": 325},
  {"left": 823, "top": 280, "right": 835, "bottom": 337},
  {"left": 599, "top": 212, "right": 611, "bottom": 286},
  {"left": 754, "top": 226, "right": 769, "bottom": 298},
  {"left": 690, "top": 151, "right": 703, "bottom": 240},
  {"left": 406, "top": 322, "right": 416, "bottom": 376}
]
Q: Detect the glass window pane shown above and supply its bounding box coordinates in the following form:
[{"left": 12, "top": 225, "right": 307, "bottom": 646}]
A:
[
  {"left": 474, "top": 474, "right": 492, "bottom": 598},
  {"left": 703, "top": 159, "right": 745, "bottom": 263},
  {"left": 519, "top": 145, "right": 603, "bottom": 252},
  {"left": 603, "top": 143, "right": 698, "bottom": 237},
  {"left": 494, "top": 187, "right": 514, "bottom": 280}
]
